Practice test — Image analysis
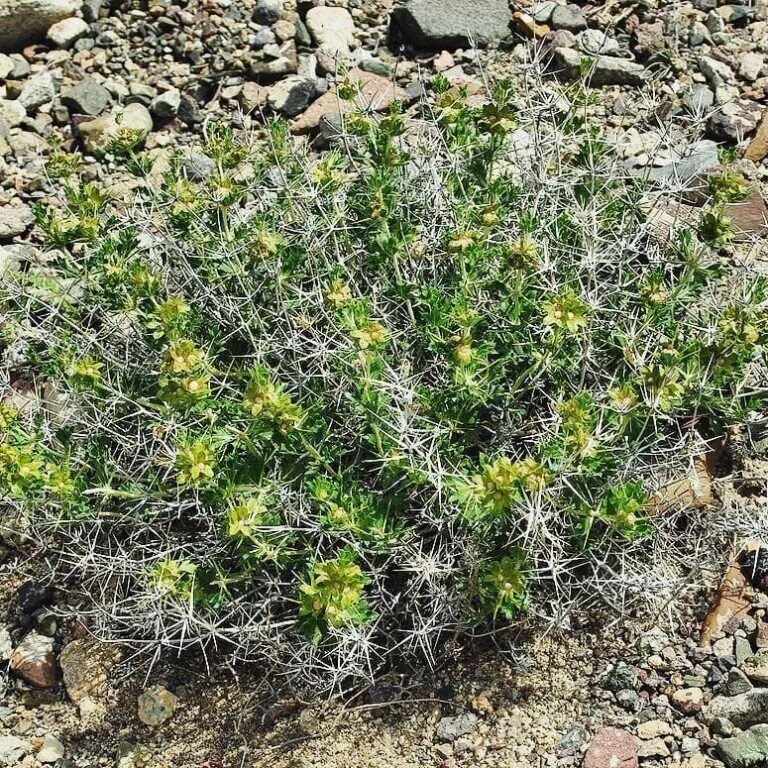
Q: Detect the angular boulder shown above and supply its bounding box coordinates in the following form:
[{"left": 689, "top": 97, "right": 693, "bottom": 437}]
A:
[
  {"left": 390, "top": 0, "right": 511, "bottom": 50},
  {"left": 0, "top": 0, "right": 80, "bottom": 51}
]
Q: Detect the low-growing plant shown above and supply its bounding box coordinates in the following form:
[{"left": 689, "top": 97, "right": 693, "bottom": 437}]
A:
[{"left": 1, "top": 73, "right": 766, "bottom": 689}]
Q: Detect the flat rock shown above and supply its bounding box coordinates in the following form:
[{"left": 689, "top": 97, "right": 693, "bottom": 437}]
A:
[
  {"left": 76, "top": 102, "right": 152, "bottom": 153},
  {"left": 707, "top": 689, "right": 768, "bottom": 729},
  {"left": 0, "top": 736, "right": 32, "bottom": 766},
  {"left": 291, "top": 69, "right": 409, "bottom": 134},
  {"left": 0, "top": 98, "right": 25, "bottom": 127},
  {"left": 0, "top": 0, "right": 80, "bottom": 51},
  {"left": 47, "top": 16, "right": 88, "bottom": 48},
  {"left": 554, "top": 47, "right": 646, "bottom": 86},
  {"left": 391, "top": 0, "right": 511, "bottom": 50},
  {"left": 551, "top": 3, "right": 587, "bottom": 32},
  {"left": 718, "top": 724, "right": 768, "bottom": 768},
  {"left": 583, "top": 727, "right": 638, "bottom": 768},
  {"left": 59, "top": 638, "right": 122, "bottom": 704},
  {"left": 435, "top": 712, "right": 477, "bottom": 742},
  {"left": 9, "top": 631, "right": 59, "bottom": 688},
  {"left": 0, "top": 199, "right": 34, "bottom": 239}
]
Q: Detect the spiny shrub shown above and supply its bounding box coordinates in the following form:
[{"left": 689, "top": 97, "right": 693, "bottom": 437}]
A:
[{"left": 1, "top": 75, "right": 766, "bottom": 688}]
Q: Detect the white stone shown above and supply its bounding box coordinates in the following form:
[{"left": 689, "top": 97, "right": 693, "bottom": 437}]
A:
[
  {"left": 305, "top": 6, "right": 355, "bottom": 52},
  {"left": 0, "top": 98, "right": 26, "bottom": 127},
  {"left": 36, "top": 734, "right": 64, "bottom": 764},
  {"left": 739, "top": 51, "right": 764, "bottom": 82},
  {"left": 0, "top": 0, "right": 80, "bottom": 51},
  {"left": 47, "top": 16, "right": 88, "bottom": 48},
  {"left": 18, "top": 71, "right": 57, "bottom": 112}
]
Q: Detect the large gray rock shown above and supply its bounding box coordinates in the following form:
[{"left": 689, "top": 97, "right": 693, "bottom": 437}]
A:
[
  {"left": 60, "top": 77, "right": 110, "bottom": 116},
  {"left": 0, "top": 0, "right": 80, "bottom": 51},
  {"left": 707, "top": 689, "right": 768, "bottom": 729},
  {"left": 718, "top": 724, "right": 768, "bottom": 768},
  {"left": 18, "top": 71, "right": 57, "bottom": 112},
  {"left": 0, "top": 199, "right": 34, "bottom": 240},
  {"left": 391, "top": 0, "right": 511, "bottom": 49}
]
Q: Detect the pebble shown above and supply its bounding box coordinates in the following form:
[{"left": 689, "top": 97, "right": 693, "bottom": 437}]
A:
[
  {"left": 583, "top": 727, "right": 638, "bottom": 768},
  {"left": 137, "top": 685, "right": 179, "bottom": 726},
  {"left": 9, "top": 631, "right": 59, "bottom": 688}
]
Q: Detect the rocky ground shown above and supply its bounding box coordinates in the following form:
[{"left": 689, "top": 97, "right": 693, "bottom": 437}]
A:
[{"left": 2, "top": 0, "right": 768, "bottom": 766}]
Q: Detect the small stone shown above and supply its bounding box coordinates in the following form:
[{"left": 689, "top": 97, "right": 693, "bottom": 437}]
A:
[
  {"left": 267, "top": 75, "right": 315, "bottom": 117},
  {"left": 554, "top": 48, "right": 646, "bottom": 86},
  {"left": 714, "top": 637, "right": 736, "bottom": 658},
  {"left": 36, "top": 733, "right": 64, "bottom": 763},
  {"left": 253, "top": 0, "right": 281, "bottom": 24},
  {"left": 707, "top": 689, "right": 768, "bottom": 729},
  {"left": 0, "top": 98, "right": 26, "bottom": 128},
  {"left": 725, "top": 668, "right": 753, "bottom": 696},
  {"left": 305, "top": 6, "right": 355, "bottom": 51},
  {"left": 18, "top": 72, "right": 57, "bottom": 112},
  {"left": 689, "top": 21, "right": 710, "bottom": 46},
  {"left": 735, "top": 636, "right": 754, "bottom": 665},
  {"left": 47, "top": 16, "right": 89, "bottom": 48},
  {"left": 583, "top": 727, "right": 638, "bottom": 768},
  {"left": 636, "top": 719, "right": 673, "bottom": 740},
  {"left": 741, "top": 650, "right": 768, "bottom": 685},
  {"left": 550, "top": 3, "right": 587, "bottom": 32},
  {"left": 60, "top": 77, "right": 110, "bottom": 116},
  {"left": 708, "top": 99, "right": 762, "bottom": 141},
  {"left": 291, "top": 69, "right": 409, "bottom": 134},
  {"left": 576, "top": 29, "right": 620, "bottom": 55},
  {"left": 555, "top": 726, "right": 587, "bottom": 757},
  {"left": 150, "top": 88, "right": 181, "bottom": 119},
  {"left": 0, "top": 627, "right": 11, "bottom": 659},
  {"left": 0, "top": 199, "right": 34, "bottom": 240},
  {"left": 137, "top": 685, "right": 179, "bottom": 726},
  {"left": 672, "top": 687, "right": 704, "bottom": 715},
  {"left": 77, "top": 102, "right": 152, "bottom": 153},
  {"left": 177, "top": 94, "right": 203, "bottom": 125},
  {"left": 9, "top": 632, "right": 59, "bottom": 688},
  {"left": 435, "top": 712, "right": 477, "bottom": 742},
  {"left": 637, "top": 738, "right": 670, "bottom": 758},
  {"left": 699, "top": 55, "right": 735, "bottom": 86},
  {"left": 682, "top": 84, "right": 715, "bottom": 113},
  {"left": 531, "top": 1, "right": 557, "bottom": 23},
  {"left": 273, "top": 19, "right": 295, "bottom": 42},
  {"left": 181, "top": 152, "right": 215, "bottom": 181},
  {"left": 238, "top": 81, "right": 268, "bottom": 112},
  {"left": 739, "top": 52, "right": 764, "bottom": 82},
  {"left": 0, "top": 53, "right": 13, "bottom": 79},
  {"left": 616, "top": 689, "right": 642, "bottom": 712},
  {"left": 603, "top": 662, "right": 638, "bottom": 692}
]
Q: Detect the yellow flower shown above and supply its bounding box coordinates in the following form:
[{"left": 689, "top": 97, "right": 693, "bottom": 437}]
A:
[
  {"left": 542, "top": 290, "right": 589, "bottom": 333},
  {"left": 446, "top": 231, "right": 478, "bottom": 254},
  {"left": 325, "top": 279, "right": 352, "bottom": 308},
  {"left": 351, "top": 321, "right": 388, "bottom": 350}
]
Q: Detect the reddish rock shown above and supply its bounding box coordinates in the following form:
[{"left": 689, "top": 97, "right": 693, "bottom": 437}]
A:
[
  {"left": 583, "top": 728, "right": 638, "bottom": 768},
  {"left": 9, "top": 632, "right": 59, "bottom": 688},
  {"left": 290, "top": 69, "right": 410, "bottom": 134}
]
